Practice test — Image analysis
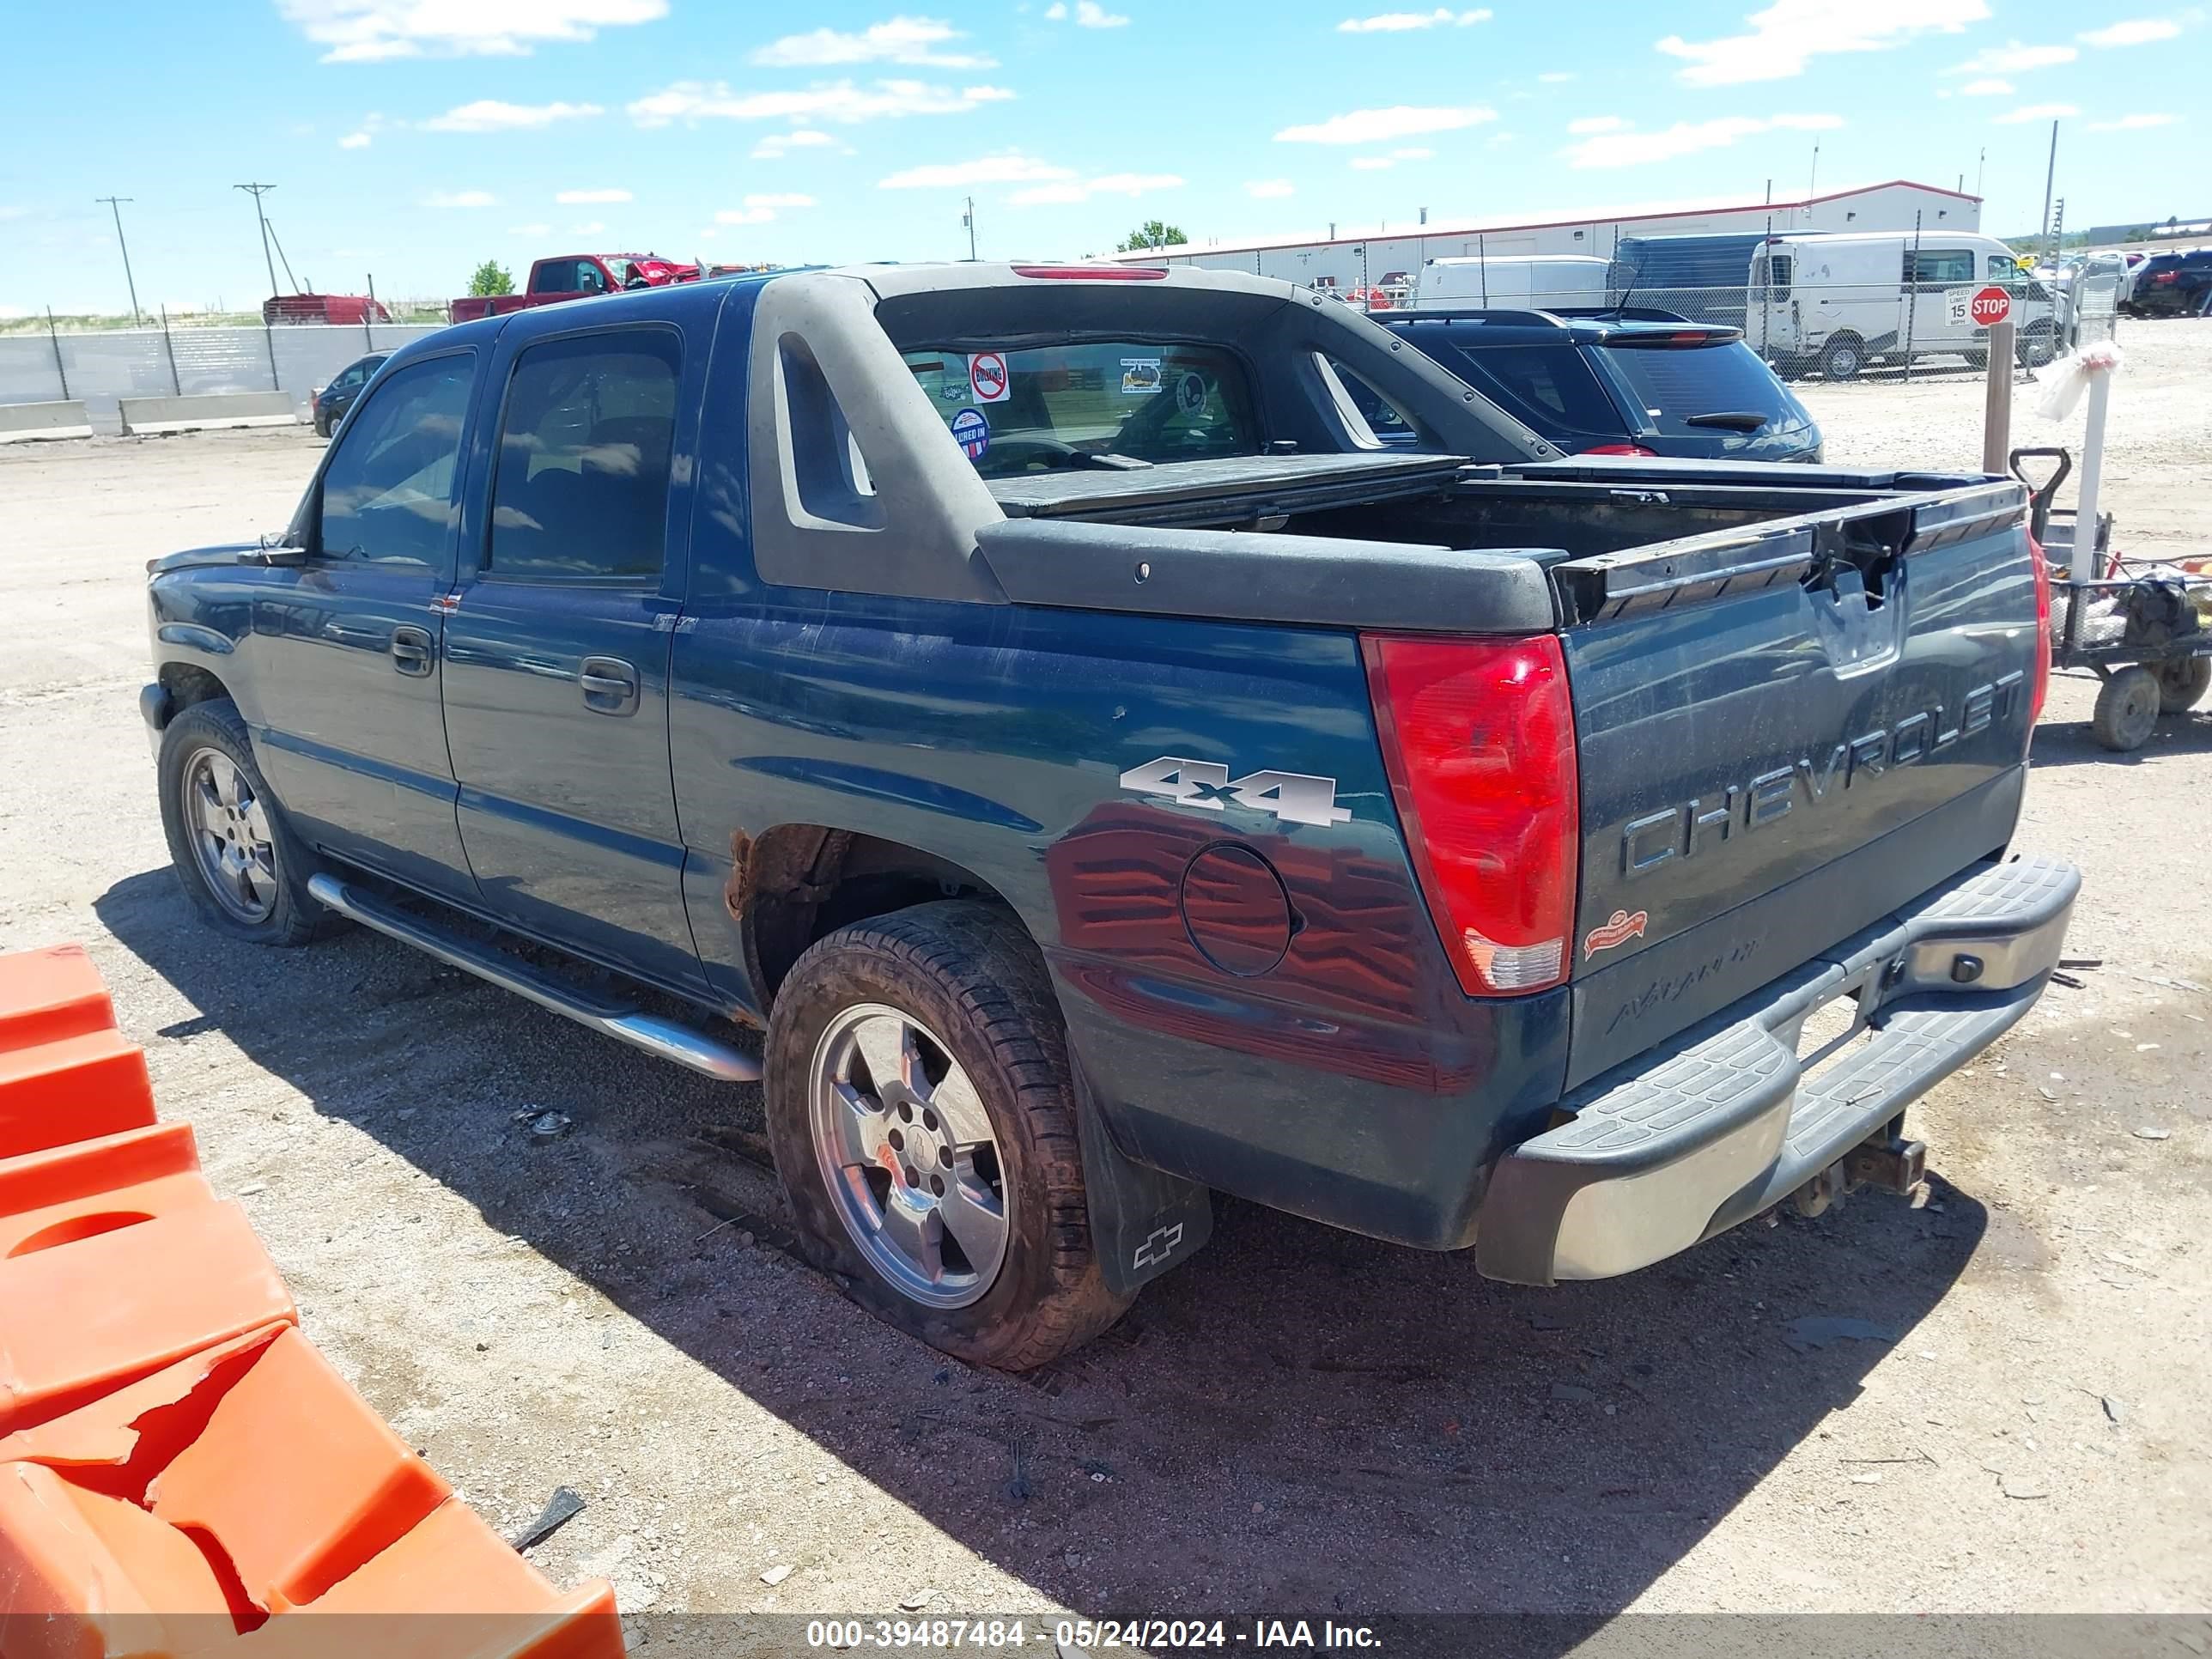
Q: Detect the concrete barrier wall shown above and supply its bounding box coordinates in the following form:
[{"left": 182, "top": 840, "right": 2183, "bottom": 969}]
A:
[
  {"left": 118, "top": 391, "right": 300, "bottom": 435},
  {"left": 0, "top": 400, "right": 92, "bottom": 442}
]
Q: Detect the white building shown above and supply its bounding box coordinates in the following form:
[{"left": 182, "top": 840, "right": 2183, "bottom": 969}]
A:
[{"left": 1097, "top": 180, "right": 1983, "bottom": 290}]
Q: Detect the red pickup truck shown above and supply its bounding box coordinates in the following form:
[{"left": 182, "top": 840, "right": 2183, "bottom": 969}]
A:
[{"left": 447, "top": 253, "right": 701, "bottom": 325}]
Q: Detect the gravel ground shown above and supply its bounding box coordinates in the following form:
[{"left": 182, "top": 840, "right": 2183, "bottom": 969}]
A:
[{"left": 2, "top": 321, "right": 2207, "bottom": 1647}]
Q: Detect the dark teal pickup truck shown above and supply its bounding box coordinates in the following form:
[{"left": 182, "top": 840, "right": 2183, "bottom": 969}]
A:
[{"left": 143, "top": 264, "right": 2077, "bottom": 1367}]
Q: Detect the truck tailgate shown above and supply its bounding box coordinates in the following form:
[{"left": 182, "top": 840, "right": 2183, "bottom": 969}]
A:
[{"left": 1558, "top": 485, "right": 2039, "bottom": 1086}]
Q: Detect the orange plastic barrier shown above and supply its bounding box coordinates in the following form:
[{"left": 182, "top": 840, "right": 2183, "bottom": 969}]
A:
[
  {"left": 0, "top": 943, "right": 623, "bottom": 1659},
  {"left": 0, "top": 1121, "right": 210, "bottom": 1258}
]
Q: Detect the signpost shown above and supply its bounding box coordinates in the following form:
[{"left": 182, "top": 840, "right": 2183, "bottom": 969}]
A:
[{"left": 1978, "top": 283, "right": 2018, "bottom": 477}]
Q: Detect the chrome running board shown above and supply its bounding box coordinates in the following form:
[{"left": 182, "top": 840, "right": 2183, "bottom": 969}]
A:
[{"left": 307, "top": 872, "right": 762, "bottom": 1083}]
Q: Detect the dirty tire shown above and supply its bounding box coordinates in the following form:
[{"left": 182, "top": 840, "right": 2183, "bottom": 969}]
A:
[
  {"left": 157, "top": 698, "right": 336, "bottom": 945},
  {"left": 1818, "top": 335, "right": 1864, "bottom": 382},
  {"left": 2091, "top": 666, "right": 2161, "bottom": 752},
  {"left": 764, "top": 901, "right": 1133, "bottom": 1370},
  {"left": 2155, "top": 655, "right": 2211, "bottom": 714}
]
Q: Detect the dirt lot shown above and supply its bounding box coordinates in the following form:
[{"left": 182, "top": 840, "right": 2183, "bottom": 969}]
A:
[{"left": 2, "top": 320, "right": 2208, "bottom": 1647}]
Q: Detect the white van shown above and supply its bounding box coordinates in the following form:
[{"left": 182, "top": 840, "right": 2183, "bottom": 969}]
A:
[
  {"left": 1748, "top": 231, "right": 2057, "bottom": 380},
  {"left": 1407, "top": 254, "right": 1609, "bottom": 313}
]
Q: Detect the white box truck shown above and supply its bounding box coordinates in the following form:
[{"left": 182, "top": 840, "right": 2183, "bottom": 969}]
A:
[{"left": 1408, "top": 255, "right": 1609, "bottom": 313}]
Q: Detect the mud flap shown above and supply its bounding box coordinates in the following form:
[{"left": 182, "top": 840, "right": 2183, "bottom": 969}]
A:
[{"left": 1073, "top": 1065, "right": 1212, "bottom": 1296}]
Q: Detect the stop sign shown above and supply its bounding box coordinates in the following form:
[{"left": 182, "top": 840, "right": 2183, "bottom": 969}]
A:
[{"left": 1970, "top": 285, "right": 2013, "bottom": 327}]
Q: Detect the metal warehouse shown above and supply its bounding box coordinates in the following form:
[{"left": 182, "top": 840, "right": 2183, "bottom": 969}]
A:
[{"left": 1097, "top": 179, "right": 1982, "bottom": 290}]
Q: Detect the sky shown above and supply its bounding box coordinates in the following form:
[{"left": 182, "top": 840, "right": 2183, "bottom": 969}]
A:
[{"left": 3, "top": 0, "right": 2203, "bottom": 315}]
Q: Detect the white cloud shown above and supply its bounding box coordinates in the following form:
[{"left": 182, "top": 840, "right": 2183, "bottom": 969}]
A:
[
  {"left": 276, "top": 0, "right": 665, "bottom": 61},
  {"left": 1960, "top": 77, "right": 2014, "bottom": 94},
  {"left": 1337, "top": 9, "right": 1490, "bottom": 31},
  {"left": 750, "top": 129, "right": 842, "bottom": 158},
  {"left": 1043, "top": 1, "right": 1131, "bottom": 23},
  {"left": 2080, "top": 17, "right": 2183, "bottom": 46},
  {"left": 507, "top": 222, "right": 552, "bottom": 236},
  {"left": 751, "top": 16, "right": 994, "bottom": 68},
  {"left": 1010, "top": 170, "right": 1182, "bottom": 205},
  {"left": 556, "top": 187, "right": 632, "bottom": 204},
  {"left": 1563, "top": 111, "right": 1841, "bottom": 167},
  {"left": 629, "top": 78, "right": 1013, "bottom": 126},
  {"left": 745, "top": 192, "right": 817, "bottom": 208},
  {"left": 1659, "top": 0, "right": 1988, "bottom": 86},
  {"left": 422, "top": 190, "right": 498, "bottom": 208},
  {"left": 2089, "top": 111, "right": 2178, "bottom": 129},
  {"left": 1245, "top": 179, "right": 1296, "bottom": 198},
  {"left": 879, "top": 153, "right": 1076, "bottom": 188},
  {"left": 423, "top": 100, "right": 604, "bottom": 132},
  {"left": 1537, "top": 70, "right": 1576, "bottom": 82},
  {"left": 1948, "top": 40, "right": 2077, "bottom": 73},
  {"left": 1992, "top": 102, "right": 2079, "bottom": 123},
  {"left": 1274, "top": 104, "right": 1497, "bottom": 143},
  {"left": 1566, "top": 115, "right": 1626, "bottom": 133},
  {"left": 338, "top": 130, "right": 371, "bottom": 148}
]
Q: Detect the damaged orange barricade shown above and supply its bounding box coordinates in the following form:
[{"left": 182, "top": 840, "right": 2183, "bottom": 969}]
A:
[{"left": 0, "top": 945, "right": 623, "bottom": 1659}]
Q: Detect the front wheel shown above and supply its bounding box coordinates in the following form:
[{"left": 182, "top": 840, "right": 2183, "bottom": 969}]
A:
[
  {"left": 2092, "top": 666, "right": 2162, "bottom": 752},
  {"left": 157, "top": 699, "right": 334, "bottom": 945},
  {"left": 763, "top": 902, "right": 1132, "bottom": 1370}
]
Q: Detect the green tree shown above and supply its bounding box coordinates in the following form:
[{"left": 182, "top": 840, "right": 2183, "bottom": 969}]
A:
[
  {"left": 1116, "top": 220, "right": 1187, "bottom": 252},
  {"left": 467, "top": 259, "right": 515, "bottom": 297}
]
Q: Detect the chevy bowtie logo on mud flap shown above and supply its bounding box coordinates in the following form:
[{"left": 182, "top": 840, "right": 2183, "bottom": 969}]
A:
[
  {"left": 1119, "top": 757, "right": 1352, "bottom": 826},
  {"left": 1619, "top": 672, "right": 2025, "bottom": 878},
  {"left": 1133, "top": 1223, "right": 1185, "bottom": 1270}
]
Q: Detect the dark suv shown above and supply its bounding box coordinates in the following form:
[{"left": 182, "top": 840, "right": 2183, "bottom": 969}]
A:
[
  {"left": 2126, "top": 250, "right": 2212, "bottom": 318},
  {"left": 1363, "top": 307, "right": 1823, "bottom": 464},
  {"left": 311, "top": 354, "right": 387, "bottom": 439}
]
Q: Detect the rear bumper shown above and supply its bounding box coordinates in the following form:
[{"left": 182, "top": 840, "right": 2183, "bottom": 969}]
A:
[{"left": 1474, "top": 854, "right": 2078, "bottom": 1285}]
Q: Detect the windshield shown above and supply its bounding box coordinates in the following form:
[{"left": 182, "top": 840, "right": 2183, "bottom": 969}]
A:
[
  {"left": 1599, "top": 340, "right": 1809, "bottom": 435},
  {"left": 900, "top": 341, "right": 1261, "bottom": 477}
]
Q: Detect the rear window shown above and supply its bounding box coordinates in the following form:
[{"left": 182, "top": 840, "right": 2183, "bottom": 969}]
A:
[
  {"left": 1425, "top": 341, "right": 1623, "bottom": 441},
  {"left": 899, "top": 341, "right": 1259, "bottom": 477},
  {"left": 1598, "top": 340, "right": 1809, "bottom": 436}
]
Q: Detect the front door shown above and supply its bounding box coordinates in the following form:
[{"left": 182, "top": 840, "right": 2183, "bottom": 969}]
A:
[
  {"left": 438, "top": 320, "right": 705, "bottom": 994},
  {"left": 250, "top": 347, "right": 480, "bottom": 901}
]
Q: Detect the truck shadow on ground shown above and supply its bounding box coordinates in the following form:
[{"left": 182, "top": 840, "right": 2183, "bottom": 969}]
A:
[
  {"left": 99, "top": 868, "right": 1987, "bottom": 1644},
  {"left": 2028, "top": 704, "right": 2212, "bottom": 769}
]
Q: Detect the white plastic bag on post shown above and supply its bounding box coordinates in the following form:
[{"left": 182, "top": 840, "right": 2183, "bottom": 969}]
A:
[{"left": 2037, "top": 340, "right": 2124, "bottom": 422}]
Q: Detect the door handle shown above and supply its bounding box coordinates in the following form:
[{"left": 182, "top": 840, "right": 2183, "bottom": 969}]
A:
[
  {"left": 579, "top": 655, "right": 640, "bottom": 715},
  {"left": 390, "top": 625, "right": 434, "bottom": 677}
]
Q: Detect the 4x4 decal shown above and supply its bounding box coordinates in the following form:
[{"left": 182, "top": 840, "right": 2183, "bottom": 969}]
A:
[{"left": 1119, "top": 756, "right": 1352, "bottom": 826}]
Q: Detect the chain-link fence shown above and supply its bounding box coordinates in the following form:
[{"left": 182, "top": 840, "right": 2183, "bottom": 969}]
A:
[{"left": 0, "top": 321, "right": 443, "bottom": 428}]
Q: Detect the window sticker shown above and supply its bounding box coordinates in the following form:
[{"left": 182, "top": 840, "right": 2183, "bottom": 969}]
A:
[
  {"left": 1121, "top": 357, "right": 1163, "bottom": 395},
  {"left": 950, "top": 406, "right": 991, "bottom": 459},
  {"left": 1176, "top": 372, "right": 1207, "bottom": 414},
  {"left": 969, "top": 351, "right": 1012, "bottom": 404}
]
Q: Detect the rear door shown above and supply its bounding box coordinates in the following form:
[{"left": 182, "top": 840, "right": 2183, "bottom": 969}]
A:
[
  {"left": 251, "top": 347, "right": 481, "bottom": 902},
  {"left": 438, "top": 307, "right": 711, "bottom": 994},
  {"left": 1552, "top": 486, "right": 2039, "bottom": 1085}
]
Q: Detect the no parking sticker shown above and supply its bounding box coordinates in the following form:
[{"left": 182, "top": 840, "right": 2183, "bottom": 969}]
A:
[
  {"left": 969, "top": 351, "right": 1011, "bottom": 404},
  {"left": 951, "top": 406, "right": 991, "bottom": 459}
]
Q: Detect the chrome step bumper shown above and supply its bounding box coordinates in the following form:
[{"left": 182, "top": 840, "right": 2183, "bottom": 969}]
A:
[{"left": 1475, "top": 854, "right": 2079, "bottom": 1286}]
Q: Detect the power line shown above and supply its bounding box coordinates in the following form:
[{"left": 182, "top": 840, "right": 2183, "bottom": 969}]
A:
[
  {"left": 234, "top": 183, "right": 280, "bottom": 300},
  {"left": 95, "top": 196, "right": 141, "bottom": 325}
]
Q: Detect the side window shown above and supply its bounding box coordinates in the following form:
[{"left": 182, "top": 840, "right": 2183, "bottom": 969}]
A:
[
  {"left": 485, "top": 329, "right": 681, "bottom": 584},
  {"left": 316, "top": 352, "right": 475, "bottom": 566},
  {"left": 1320, "top": 355, "right": 1420, "bottom": 447},
  {"left": 529, "top": 260, "right": 577, "bottom": 295},
  {"left": 1904, "top": 249, "right": 1975, "bottom": 286}
]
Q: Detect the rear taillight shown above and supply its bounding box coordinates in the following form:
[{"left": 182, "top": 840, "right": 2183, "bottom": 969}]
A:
[
  {"left": 2027, "top": 532, "right": 2052, "bottom": 732},
  {"left": 1583, "top": 443, "right": 1659, "bottom": 457},
  {"left": 1363, "top": 635, "right": 1580, "bottom": 997}
]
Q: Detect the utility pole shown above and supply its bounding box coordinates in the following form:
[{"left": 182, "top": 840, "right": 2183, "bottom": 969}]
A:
[
  {"left": 265, "top": 219, "right": 300, "bottom": 294},
  {"left": 962, "top": 196, "right": 975, "bottom": 261},
  {"left": 1807, "top": 142, "right": 1819, "bottom": 203},
  {"left": 1975, "top": 146, "right": 1986, "bottom": 201},
  {"left": 96, "top": 196, "right": 143, "bottom": 325},
  {"left": 234, "top": 183, "right": 280, "bottom": 299},
  {"left": 2037, "top": 121, "right": 2059, "bottom": 257}
]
